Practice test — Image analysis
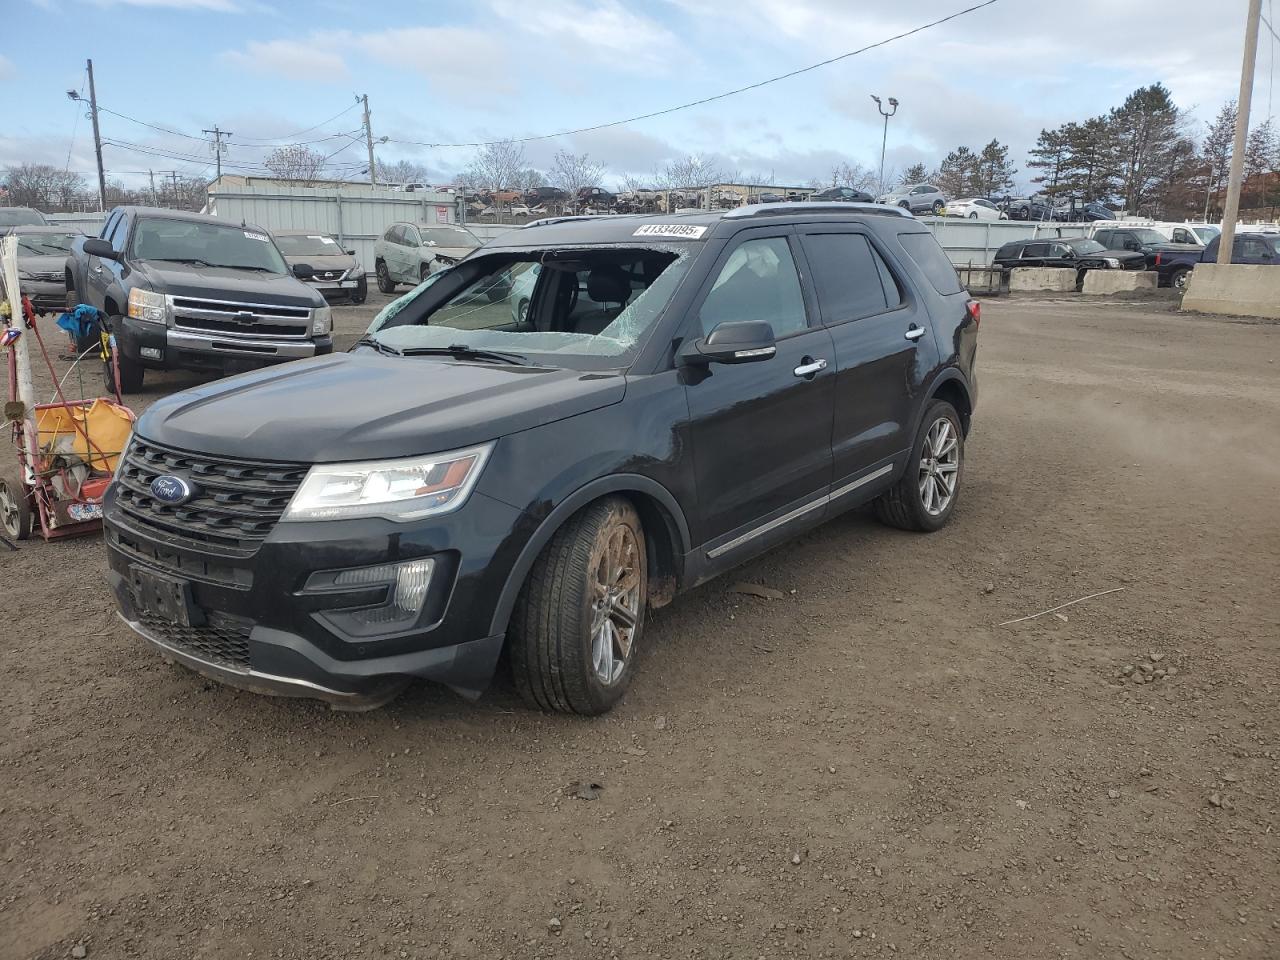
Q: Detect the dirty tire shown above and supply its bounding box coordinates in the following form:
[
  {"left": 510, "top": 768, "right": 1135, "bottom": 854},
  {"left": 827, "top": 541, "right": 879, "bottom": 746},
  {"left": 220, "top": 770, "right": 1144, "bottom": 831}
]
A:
[
  {"left": 509, "top": 497, "right": 647, "bottom": 716},
  {"left": 932, "top": 200, "right": 945, "bottom": 215},
  {"left": 0, "top": 472, "right": 34, "bottom": 540},
  {"left": 350, "top": 275, "right": 368, "bottom": 305},
  {"left": 874, "top": 400, "right": 964, "bottom": 533},
  {"left": 1170, "top": 267, "right": 1190, "bottom": 292},
  {"left": 376, "top": 261, "right": 396, "bottom": 294},
  {"left": 104, "top": 329, "right": 144, "bottom": 394}
]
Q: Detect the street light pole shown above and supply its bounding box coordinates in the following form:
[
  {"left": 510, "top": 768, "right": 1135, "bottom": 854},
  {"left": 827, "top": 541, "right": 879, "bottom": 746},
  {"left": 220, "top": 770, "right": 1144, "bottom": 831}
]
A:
[
  {"left": 1218, "top": 0, "right": 1262, "bottom": 264},
  {"left": 871, "top": 95, "right": 899, "bottom": 196}
]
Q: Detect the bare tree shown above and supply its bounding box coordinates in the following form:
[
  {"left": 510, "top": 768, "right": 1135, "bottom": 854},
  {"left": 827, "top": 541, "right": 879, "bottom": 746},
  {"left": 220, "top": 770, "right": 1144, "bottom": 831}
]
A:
[
  {"left": 549, "top": 150, "right": 605, "bottom": 203},
  {"left": 2, "top": 163, "right": 87, "bottom": 211},
  {"left": 513, "top": 167, "right": 547, "bottom": 193},
  {"left": 264, "top": 144, "right": 327, "bottom": 185},
  {"left": 829, "top": 161, "right": 876, "bottom": 190},
  {"left": 653, "top": 153, "right": 725, "bottom": 190},
  {"left": 376, "top": 158, "right": 432, "bottom": 186},
  {"left": 467, "top": 140, "right": 526, "bottom": 194}
]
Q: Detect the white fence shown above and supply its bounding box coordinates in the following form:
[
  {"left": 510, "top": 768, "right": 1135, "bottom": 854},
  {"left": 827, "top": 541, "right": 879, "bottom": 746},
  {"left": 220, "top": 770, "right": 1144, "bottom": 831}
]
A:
[
  {"left": 205, "top": 184, "right": 468, "bottom": 276},
  {"left": 918, "top": 217, "right": 1094, "bottom": 266}
]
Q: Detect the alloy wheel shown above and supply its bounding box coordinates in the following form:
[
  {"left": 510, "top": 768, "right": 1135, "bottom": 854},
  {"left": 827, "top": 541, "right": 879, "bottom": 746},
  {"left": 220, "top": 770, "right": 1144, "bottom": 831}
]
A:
[
  {"left": 588, "top": 522, "right": 642, "bottom": 685},
  {"left": 918, "top": 417, "right": 960, "bottom": 517}
]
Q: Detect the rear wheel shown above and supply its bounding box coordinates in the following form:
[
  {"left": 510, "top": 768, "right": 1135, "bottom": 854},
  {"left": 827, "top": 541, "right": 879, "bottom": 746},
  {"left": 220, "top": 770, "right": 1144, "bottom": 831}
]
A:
[
  {"left": 509, "top": 497, "right": 647, "bottom": 715},
  {"left": 932, "top": 200, "right": 945, "bottom": 215},
  {"left": 1170, "top": 266, "right": 1191, "bottom": 291},
  {"left": 874, "top": 400, "right": 964, "bottom": 533},
  {"left": 376, "top": 261, "right": 396, "bottom": 294},
  {"left": 0, "top": 473, "right": 33, "bottom": 540},
  {"left": 968, "top": 211, "right": 979, "bottom": 219}
]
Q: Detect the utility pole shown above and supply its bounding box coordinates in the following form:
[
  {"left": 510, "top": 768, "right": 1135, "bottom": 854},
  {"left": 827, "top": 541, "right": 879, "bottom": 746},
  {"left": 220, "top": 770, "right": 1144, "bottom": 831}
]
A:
[
  {"left": 871, "top": 95, "right": 899, "bottom": 196},
  {"left": 71, "top": 59, "right": 108, "bottom": 212},
  {"left": 362, "top": 94, "right": 377, "bottom": 187},
  {"left": 1219, "top": 0, "right": 1262, "bottom": 264},
  {"left": 202, "top": 125, "right": 232, "bottom": 183},
  {"left": 148, "top": 169, "right": 157, "bottom": 206}
]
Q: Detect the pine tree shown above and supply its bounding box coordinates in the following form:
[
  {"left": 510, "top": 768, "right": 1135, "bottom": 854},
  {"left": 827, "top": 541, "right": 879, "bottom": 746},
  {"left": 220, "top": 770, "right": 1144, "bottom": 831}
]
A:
[
  {"left": 1244, "top": 118, "right": 1277, "bottom": 212},
  {"left": 1200, "top": 101, "right": 1237, "bottom": 218},
  {"left": 899, "top": 163, "right": 929, "bottom": 186},
  {"left": 935, "top": 146, "right": 978, "bottom": 197},
  {"left": 1027, "top": 127, "right": 1071, "bottom": 197},
  {"left": 974, "top": 139, "right": 1016, "bottom": 197},
  {"left": 1107, "top": 83, "right": 1192, "bottom": 215},
  {"left": 1059, "top": 118, "right": 1119, "bottom": 204}
]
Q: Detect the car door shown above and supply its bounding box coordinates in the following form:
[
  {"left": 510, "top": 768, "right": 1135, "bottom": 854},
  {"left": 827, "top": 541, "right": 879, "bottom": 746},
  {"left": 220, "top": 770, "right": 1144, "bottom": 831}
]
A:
[
  {"left": 400, "top": 225, "right": 423, "bottom": 282},
  {"left": 1021, "top": 242, "right": 1051, "bottom": 267},
  {"left": 89, "top": 212, "right": 128, "bottom": 307},
  {"left": 800, "top": 227, "right": 932, "bottom": 494},
  {"left": 682, "top": 229, "right": 836, "bottom": 553}
]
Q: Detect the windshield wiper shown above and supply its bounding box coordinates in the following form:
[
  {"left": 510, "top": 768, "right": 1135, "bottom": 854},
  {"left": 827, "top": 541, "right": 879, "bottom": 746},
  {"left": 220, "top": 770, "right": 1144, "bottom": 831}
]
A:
[
  {"left": 235, "top": 265, "right": 282, "bottom": 273},
  {"left": 399, "top": 343, "right": 532, "bottom": 365},
  {"left": 143, "top": 257, "right": 217, "bottom": 268},
  {"left": 354, "top": 336, "right": 403, "bottom": 357}
]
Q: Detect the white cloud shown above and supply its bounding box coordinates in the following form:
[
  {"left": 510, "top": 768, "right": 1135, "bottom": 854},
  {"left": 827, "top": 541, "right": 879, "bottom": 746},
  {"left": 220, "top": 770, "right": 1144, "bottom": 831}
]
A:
[
  {"left": 490, "top": 0, "right": 681, "bottom": 68},
  {"left": 221, "top": 38, "right": 349, "bottom": 80}
]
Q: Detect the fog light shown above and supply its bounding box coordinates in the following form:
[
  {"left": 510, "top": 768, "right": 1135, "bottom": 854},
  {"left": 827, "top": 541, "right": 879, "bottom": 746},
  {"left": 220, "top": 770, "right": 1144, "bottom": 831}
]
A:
[
  {"left": 327, "top": 558, "right": 435, "bottom": 626},
  {"left": 140, "top": 346, "right": 163, "bottom": 360}
]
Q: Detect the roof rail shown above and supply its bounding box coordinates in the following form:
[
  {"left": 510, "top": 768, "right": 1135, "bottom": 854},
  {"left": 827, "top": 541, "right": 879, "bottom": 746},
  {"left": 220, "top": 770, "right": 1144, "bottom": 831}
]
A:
[
  {"left": 724, "top": 201, "right": 913, "bottom": 220},
  {"left": 522, "top": 214, "right": 617, "bottom": 229}
]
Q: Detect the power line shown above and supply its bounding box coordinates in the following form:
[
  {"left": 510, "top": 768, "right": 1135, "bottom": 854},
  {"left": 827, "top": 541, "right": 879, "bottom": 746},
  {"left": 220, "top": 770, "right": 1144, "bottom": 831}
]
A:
[
  {"left": 386, "top": 0, "right": 1002, "bottom": 149},
  {"left": 231, "top": 101, "right": 361, "bottom": 142},
  {"left": 96, "top": 104, "right": 363, "bottom": 147}
]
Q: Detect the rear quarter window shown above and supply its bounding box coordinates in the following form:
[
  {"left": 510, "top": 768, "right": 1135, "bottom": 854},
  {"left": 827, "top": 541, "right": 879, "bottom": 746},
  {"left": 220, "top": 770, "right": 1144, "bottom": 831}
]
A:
[{"left": 897, "top": 231, "right": 962, "bottom": 295}]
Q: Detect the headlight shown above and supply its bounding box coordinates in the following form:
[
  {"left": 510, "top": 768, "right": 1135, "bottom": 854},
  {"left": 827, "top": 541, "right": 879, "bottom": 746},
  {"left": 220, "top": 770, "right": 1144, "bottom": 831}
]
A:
[
  {"left": 17, "top": 272, "right": 33, "bottom": 282},
  {"left": 312, "top": 305, "right": 332, "bottom": 336},
  {"left": 1104, "top": 258, "right": 1121, "bottom": 268},
  {"left": 281, "top": 443, "right": 492, "bottom": 522},
  {"left": 434, "top": 254, "right": 458, "bottom": 266},
  {"left": 127, "top": 288, "right": 166, "bottom": 323}
]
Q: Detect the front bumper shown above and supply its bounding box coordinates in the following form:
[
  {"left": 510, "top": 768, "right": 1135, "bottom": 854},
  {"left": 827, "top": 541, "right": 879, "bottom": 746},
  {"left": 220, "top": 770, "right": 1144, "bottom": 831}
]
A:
[
  {"left": 119, "top": 316, "right": 332, "bottom": 370},
  {"left": 306, "top": 276, "right": 366, "bottom": 302},
  {"left": 103, "top": 487, "right": 526, "bottom": 706},
  {"left": 23, "top": 279, "right": 66, "bottom": 314}
]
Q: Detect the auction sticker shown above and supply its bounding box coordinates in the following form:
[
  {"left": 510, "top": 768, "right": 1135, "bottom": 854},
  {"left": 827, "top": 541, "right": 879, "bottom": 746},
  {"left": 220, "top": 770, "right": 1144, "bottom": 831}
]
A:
[
  {"left": 633, "top": 224, "right": 707, "bottom": 239},
  {"left": 244, "top": 231, "right": 271, "bottom": 243}
]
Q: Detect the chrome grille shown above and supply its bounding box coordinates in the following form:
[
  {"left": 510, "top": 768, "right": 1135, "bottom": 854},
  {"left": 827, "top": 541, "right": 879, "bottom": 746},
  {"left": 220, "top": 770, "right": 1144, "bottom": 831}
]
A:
[
  {"left": 113, "top": 437, "right": 307, "bottom": 554},
  {"left": 171, "top": 295, "right": 311, "bottom": 340}
]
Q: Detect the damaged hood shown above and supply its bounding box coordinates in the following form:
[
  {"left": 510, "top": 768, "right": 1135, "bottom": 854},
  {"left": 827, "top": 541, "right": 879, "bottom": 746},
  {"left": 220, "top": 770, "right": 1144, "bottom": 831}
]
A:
[
  {"left": 135, "top": 350, "right": 626, "bottom": 463},
  {"left": 133, "top": 261, "right": 323, "bottom": 307}
]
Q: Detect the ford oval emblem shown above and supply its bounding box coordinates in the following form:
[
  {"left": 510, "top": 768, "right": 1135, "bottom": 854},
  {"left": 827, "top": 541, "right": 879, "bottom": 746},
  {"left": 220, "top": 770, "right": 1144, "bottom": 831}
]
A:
[{"left": 150, "top": 475, "right": 194, "bottom": 505}]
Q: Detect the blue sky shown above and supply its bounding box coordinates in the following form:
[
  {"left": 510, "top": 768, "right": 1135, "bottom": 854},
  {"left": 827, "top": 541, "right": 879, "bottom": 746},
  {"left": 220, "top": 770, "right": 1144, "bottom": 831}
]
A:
[{"left": 2, "top": 0, "right": 1264, "bottom": 192}]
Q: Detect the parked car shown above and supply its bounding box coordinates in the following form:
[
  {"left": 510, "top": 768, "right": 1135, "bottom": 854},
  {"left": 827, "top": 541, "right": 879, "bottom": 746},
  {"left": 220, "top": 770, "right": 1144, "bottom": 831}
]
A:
[
  {"left": 992, "top": 236, "right": 1146, "bottom": 288},
  {"left": 576, "top": 186, "right": 616, "bottom": 209},
  {"left": 0, "top": 207, "right": 49, "bottom": 228},
  {"left": 374, "top": 222, "right": 482, "bottom": 292},
  {"left": 272, "top": 230, "right": 367, "bottom": 304},
  {"left": 65, "top": 207, "right": 332, "bottom": 393},
  {"left": 877, "top": 184, "right": 946, "bottom": 215},
  {"left": 507, "top": 261, "right": 540, "bottom": 323},
  {"left": 944, "top": 198, "right": 1006, "bottom": 220},
  {"left": 811, "top": 186, "right": 875, "bottom": 203},
  {"left": 102, "top": 204, "right": 979, "bottom": 714},
  {"left": 1094, "top": 220, "right": 1208, "bottom": 246},
  {"left": 526, "top": 186, "right": 568, "bottom": 206},
  {"left": 1202, "top": 231, "right": 1280, "bottom": 265},
  {"left": 9, "top": 226, "right": 82, "bottom": 314},
  {"left": 1003, "top": 196, "right": 1058, "bottom": 221},
  {"left": 1092, "top": 226, "right": 1203, "bottom": 287},
  {"left": 1063, "top": 201, "right": 1116, "bottom": 223}
]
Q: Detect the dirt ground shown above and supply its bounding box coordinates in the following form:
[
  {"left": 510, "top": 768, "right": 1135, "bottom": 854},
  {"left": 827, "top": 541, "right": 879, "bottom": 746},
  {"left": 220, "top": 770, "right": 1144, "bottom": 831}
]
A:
[{"left": 2, "top": 294, "right": 1278, "bottom": 960}]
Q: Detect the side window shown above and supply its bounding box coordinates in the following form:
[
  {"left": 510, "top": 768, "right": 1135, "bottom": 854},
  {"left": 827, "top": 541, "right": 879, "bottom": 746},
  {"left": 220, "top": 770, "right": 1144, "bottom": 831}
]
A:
[
  {"left": 403, "top": 225, "right": 420, "bottom": 247},
  {"left": 1049, "top": 243, "right": 1071, "bottom": 257},
  {"left": 384, "top": 225, "right": 400, "bottom": 243},
  {"left": 801, "top": 233, "right": 893, "bottom": 323},
  {"left": 1022, "top": 242, "right": 1050, "bottom": 258},
  {"left": 108, "top": 215, "right": 129, "bottom": 252},
  {"left": 1172, "top": 228, "right": 1195, "bottom": 244},
  {"left": 898, "top": 232, "right": 963, "bottom": 295},
  {"left": 1241, "top": 239, "right": 1270, "bottom": 259},
  {"left": 1094, "top": 232, "right": 1113, "bottom": 247},
  {"left": 697, "top": 237, "right": 808, "bottom": 338},
  {"left": 100, "top": 212, "right": 119, "bottom": 241}
]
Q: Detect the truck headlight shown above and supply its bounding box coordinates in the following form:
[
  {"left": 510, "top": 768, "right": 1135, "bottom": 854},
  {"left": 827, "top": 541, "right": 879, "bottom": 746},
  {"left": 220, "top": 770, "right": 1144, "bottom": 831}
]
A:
[
  {"left": 127, "top": 288, "right": 167, "bottom": 323},
  {"left": 312, "top": 305, "right": 332, "bottom": 335},
  {"left": 1104, "top": 258, "right": 1121, "bottom": 268},
  {"left": 282, "top": 444, "right": 492, "bottom": 522}
]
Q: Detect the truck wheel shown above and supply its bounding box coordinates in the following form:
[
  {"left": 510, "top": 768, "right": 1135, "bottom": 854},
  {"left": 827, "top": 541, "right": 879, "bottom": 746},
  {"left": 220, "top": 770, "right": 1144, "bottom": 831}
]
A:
[
  {"left": 509, "top": 497, "right": 647, "bottom": 715},
  {"left": 874, "top": 400, "right": 963, "bottom": 533},
  {"left": 376, "top": 261, "right": 396, "bottom": 294},
  {"left": 350, "top": 275, "right": 368, "bottom": 305},
  {"left": 0, "top": 472, "right": 34, "bottom": 540},
  {"left": 1170, "top": 266, "right": 1191, "bottom": 291},
  {"left": 104, "top": 333, "right": 144, "bottom": 394}
]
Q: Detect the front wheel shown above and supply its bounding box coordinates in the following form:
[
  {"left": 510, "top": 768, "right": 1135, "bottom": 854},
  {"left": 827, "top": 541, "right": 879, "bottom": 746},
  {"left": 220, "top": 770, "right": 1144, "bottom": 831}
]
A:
[
  {"left": 932, "top": 200, "right": 945, "bottom": 215},
  {"left": 375, "top": 261, "right": 396, "bottom": 294},
  {"left": 509, "top": 497, "right": 647, "bottom": 715},
  {"left": 349, "top": 275, "right": 368, "bottom": 305},
  {"left": 103, "top": 332, "right": 144, "bottom": 394},
  {"left": 0, "top": 472, "right": 34, "bottom": 540},
  {"left": 874, "top": 400, "right": 964, "bottom": 532}
]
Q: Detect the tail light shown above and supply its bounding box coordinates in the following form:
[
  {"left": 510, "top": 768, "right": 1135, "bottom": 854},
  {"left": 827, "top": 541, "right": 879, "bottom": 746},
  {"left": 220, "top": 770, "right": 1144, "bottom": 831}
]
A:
[
  {"left": 966, "top": 299, "right": 981, "bottom": 329},
  {"left": 1155, "top": 252, "right": 1163, "bottom": 266}
]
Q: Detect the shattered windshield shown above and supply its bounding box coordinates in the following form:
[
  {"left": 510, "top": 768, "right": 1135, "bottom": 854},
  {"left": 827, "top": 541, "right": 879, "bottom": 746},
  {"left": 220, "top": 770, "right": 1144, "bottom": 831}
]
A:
[{"left": 367, "top": 247, "right": 691, "bottom": 369}]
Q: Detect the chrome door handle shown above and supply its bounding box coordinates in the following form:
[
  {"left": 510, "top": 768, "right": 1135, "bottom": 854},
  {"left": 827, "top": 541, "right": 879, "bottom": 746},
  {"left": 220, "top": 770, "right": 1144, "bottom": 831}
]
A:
[
  {"left": 793, "top": 357, "right": 827, "bottom": 378},
  {"left": 904, "top": 325, "right": 926, "bottom": 341},
  {"left": 92, "top": 265, "right": 103, "bottom": 274}
]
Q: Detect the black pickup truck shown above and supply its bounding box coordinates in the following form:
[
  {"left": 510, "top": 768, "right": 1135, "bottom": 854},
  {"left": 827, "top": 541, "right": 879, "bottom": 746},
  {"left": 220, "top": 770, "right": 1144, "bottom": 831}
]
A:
[
  {"left": 1091, "top": 227, "right": 1205, "bottom": 289},
  {"left": 66, "top": 207, "right": 333, "bottom": 392}
]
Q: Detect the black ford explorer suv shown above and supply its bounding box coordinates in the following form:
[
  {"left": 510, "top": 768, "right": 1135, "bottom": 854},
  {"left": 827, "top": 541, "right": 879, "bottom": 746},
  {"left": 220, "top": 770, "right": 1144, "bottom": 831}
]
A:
[
  {"left": 66, "top": 207, "right": 333, "bottom": 392},
  {"left": 103, "top": 203, "right": 979, "bottom": 714}
]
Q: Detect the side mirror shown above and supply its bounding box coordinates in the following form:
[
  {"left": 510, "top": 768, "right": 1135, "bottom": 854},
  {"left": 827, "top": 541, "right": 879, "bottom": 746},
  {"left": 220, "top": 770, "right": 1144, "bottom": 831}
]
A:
[
  {"left": 292, "top": 263, "right": 314, "bottom": 279},
  {"left": 83, "top": 238, "right": 119, "bottom": 261},
  {"left": 679, "top": 320, "right": 777, "bottom": 366},
  {"left": 345, "top": 249, "right": 356, "bottom": 256},
  {"left": 1125, "top": 241, "right": 1141, "bottom": 252}
]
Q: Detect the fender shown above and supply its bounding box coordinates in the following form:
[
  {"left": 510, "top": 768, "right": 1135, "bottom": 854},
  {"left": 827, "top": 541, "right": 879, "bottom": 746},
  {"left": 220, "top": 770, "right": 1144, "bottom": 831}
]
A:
[
  {"left": 486, "top": 473, "right": 693, "bottom": 637},
  {"left": 913, "top": 367, "right": 974, "bottom": 437}
]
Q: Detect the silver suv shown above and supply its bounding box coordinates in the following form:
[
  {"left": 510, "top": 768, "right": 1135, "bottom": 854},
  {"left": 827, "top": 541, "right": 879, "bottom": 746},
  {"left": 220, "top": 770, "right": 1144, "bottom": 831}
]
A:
[
  {"left": 876, "top": 183, "right": 946, "bottom": 215},
  {"left": 374, "top": 222, "right": 481, "bottom": 292}
]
